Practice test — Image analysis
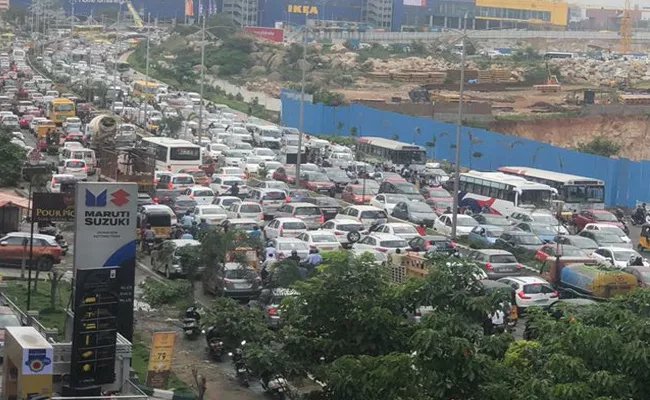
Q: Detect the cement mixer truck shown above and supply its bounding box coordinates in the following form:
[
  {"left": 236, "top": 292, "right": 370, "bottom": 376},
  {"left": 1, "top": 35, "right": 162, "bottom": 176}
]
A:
[{"left": 86, "top": 114, "right": 118, "bottom": 149}]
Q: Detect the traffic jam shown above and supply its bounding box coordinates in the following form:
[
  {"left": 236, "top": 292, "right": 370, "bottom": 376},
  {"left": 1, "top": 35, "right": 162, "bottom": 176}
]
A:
[{"left": 2, "top": 33, "right": 648, "bottom": 340}]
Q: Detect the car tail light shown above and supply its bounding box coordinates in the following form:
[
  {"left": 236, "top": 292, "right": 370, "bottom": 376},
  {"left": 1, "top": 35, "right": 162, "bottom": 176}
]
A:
[
  {"left": 285, "top": 197, "right": 291, "bottom": 203},
  {"left": 517, "top": 291, "right": 531, "bottom": 300},
  {"left": 334, "top": 231, "right": 343, "bottom": 236},
  {"left": 153, "top": 198, "right": 159, "bottom": 204},
  {"left": 168, "top": 183, "right": 173, "bottom": 190},
  {"left": 516, "top": 263, "right": 523, "bottom": 270},
  {"left": 551, "top": 291, "right": 559, "bottom": 298},
  {"left": 319, "top": 215, "right": 325, "bottom": 223},
  {"left": 189, "top": 194, "right": 195, "bottom": 198},
  {"left": 268, "top": 307, "right": 278, "bottom": 316},
  {"left": 260, "top": 215, "right": 264, "bottom": 220},
  {"left": 376, "top": 247, "right": 388, "bottom": 253},
  {"left": 280, "top": 227, "right": 284, "bottom": 237},
  {"left": 485, "top": 263, "right": 493, "bottom": 271}
]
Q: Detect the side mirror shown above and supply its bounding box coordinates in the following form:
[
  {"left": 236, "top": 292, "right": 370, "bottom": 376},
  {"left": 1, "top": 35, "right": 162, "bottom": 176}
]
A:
[{"left": 0, "top": 241, "right": 6, "bottom": 246}]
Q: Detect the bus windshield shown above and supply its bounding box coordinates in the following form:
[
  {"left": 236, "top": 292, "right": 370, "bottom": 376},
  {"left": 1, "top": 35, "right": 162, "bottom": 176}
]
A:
[
  {"left": 519, "top": 189, "right": 552, "bottom": 208},
  {"left": 564, "top": 185, "right": 605, "bottom": 203},
  {"left": 54, "top": 104, "right": 74, "bottom": 112}
]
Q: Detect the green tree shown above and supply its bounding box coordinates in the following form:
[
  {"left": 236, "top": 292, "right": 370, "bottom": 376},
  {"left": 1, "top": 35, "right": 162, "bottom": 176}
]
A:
[
  {"left": 349, "top": 127, "right": 358, "bottom": 137},
  {"left": 0, "top": 130, "right": 27, "bottom": 187},
  {"left": 176, "top": 245, "right": 203, "bottom": 289},
  {"left": 203, "top": 297, "right": 273, "bottom": 349},
  {"left": 160, "top": 114, "right": 183, "bottom": 138},
  {"left": 575, "top": 136, "right": 622, "bottom": 157}
]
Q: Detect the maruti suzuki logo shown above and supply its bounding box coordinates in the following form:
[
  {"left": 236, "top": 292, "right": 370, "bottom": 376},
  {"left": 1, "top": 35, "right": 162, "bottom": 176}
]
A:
[{"left": 85, "top": 189, "right": 130, "bottom": 207}]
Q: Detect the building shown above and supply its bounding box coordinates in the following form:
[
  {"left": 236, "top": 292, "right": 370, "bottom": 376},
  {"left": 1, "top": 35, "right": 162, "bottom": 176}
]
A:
[
  {"left": 585, "top": 7, "right": 641, "bottom": 31},
  {"left": 257, "top": 0, "right": 365, "bottom": 28},
  {"left": 0, "top": 0, "right": 9, "bottom": 11},
  {"left": 221, "top": 0, "right": 259, "bottom": 26}
]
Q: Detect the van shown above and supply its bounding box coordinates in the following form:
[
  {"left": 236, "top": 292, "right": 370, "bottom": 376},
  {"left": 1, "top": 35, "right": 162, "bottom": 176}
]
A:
[
  {"left": 157, "top": 173, "right": 195, "bottom": 190},
  {"left": 275, "top": 202, "right": 325, "bottom": 229},
  {"left": 58, "top": 159, "right": 88, "bottom": 181},
  {"left": 249, "top": 188, "right": 288, "bottom": 217},
  {"left": 61, "top": 148, "right": 97, "bottom": 175}
]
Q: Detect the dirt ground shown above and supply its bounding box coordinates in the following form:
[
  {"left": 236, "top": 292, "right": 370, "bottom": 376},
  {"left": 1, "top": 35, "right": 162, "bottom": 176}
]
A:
[{"left": 135, "top": 310, "right": 263, "bottom": 400}]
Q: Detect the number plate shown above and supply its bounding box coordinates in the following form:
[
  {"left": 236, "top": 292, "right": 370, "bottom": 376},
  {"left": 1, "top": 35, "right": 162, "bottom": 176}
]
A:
[{"left": 234, "top": 283, "right": 251, "bottom": 289}]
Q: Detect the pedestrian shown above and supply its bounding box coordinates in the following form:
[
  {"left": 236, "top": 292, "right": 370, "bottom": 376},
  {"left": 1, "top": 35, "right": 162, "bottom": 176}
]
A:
[{"left": 181, "top": 210, "right": 193, "bottom": 229}]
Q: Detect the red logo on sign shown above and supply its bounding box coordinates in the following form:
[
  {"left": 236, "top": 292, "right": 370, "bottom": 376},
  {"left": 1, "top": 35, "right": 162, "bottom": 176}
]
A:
[
  {"left": 111, "top": 189, "right": 130, "bottom": 207},
  {"left": 245, "top": 27, "right": 284, "bottom": 43}
]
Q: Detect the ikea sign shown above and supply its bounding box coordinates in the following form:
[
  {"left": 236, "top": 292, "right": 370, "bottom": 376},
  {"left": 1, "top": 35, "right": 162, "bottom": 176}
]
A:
[{"left": 287, "top": 4, "right": 319, "bottom": 14}]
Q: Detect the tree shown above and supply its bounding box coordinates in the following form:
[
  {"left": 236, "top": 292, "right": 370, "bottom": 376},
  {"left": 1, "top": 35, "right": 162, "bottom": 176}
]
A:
[
  {"left": 576, "top": 136, "right": 621, "bottom": 157},
  {"left": 160, "top": 114, "right": 183, "bottom": 138},
  {"left": 335, "top": 122, "right": 344, "bottom": 136},
  {"left": 176, "top": 245, "right": 202, "bottom": 289},
  {"left": 0, "top": 130, "right": 27, "bottom": 187},
  {"left": 203, "top": 297, "right": 273, "bottom": 349},
  {"left": 48, "top": 266, "right": 66, "bottom": 310},
  {"left": 349, "top": 127, "right": 358, "bottom": 137}
]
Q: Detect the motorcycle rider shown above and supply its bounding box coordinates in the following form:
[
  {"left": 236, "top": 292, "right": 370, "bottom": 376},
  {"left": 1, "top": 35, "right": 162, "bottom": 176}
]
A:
[
  {"left": 287, "top": 250, "right": 302, "bottom": 266},
  {"left": 264, "top": 241, "right": 276, "bottom": 260},
  {"left": 302, "top": 248, "right": 322, "bottom": 275},
  {"left": 171, "top": 223, "right": 184, "bottom": 239},
  {"left": 198, "top": 218, "right": 210, "bottom": 231},
  {"left": 142, "top": 224, "right": 156, "bottom": 252},
  {"left": 635, "top": 203, "right": 647, "bottom": 224}
]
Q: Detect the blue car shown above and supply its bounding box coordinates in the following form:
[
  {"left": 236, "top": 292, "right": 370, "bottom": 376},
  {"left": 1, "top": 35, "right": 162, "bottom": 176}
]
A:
[
  {"left": 514, "top": 222, "right": 556, "bottom": 243},
  {"left": 468, "top": 225, "right": 505, "bottom": 246}
]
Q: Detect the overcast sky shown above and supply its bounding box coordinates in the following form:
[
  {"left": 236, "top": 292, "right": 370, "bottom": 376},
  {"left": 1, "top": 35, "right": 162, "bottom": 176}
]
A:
[{"left": 572, "top": 0, "right": 648, "bottom": 9}]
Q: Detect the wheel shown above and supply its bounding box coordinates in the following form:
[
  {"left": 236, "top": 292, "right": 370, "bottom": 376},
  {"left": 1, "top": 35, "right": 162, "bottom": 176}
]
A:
[
  {"left": 347, "top": 231, "right": 361, "bottom": 244},
  {"left": 37, "top": 257, "right": 53, "bottom": 271}
]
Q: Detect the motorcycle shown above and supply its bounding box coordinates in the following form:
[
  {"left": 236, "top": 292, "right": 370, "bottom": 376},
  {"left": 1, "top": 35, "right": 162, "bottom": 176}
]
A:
[
  {"left": 38, "top": 225, "right": 69, "bottom": 255},
  {"left": 203, "top": 326, "right": 224, "bottom": 361},
  {"left": 228, "top": 341, "right": 249, "bottom": 387},
  {"left": 182, "top": 306, "right": 201, "bottom": 339},
  {"left": 260, "top": 374, "right": 289, "bottom": 399},
  {"left": 142, "top": 238, "right": 156, "bottom": 255}
]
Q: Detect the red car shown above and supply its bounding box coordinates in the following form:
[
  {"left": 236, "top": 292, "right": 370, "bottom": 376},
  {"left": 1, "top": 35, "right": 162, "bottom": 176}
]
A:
[
  {"left": 535, "top": 244, "right": 591, "bottom": 262},
  {"left": 420, "top": 186, "right": 451, "bottom": 199},
  {"left": 179, "top": 168, "right": 210, "bottom": 186},
  {"left": 19, "top": 115, "right": 33, "bottom": 129},
  {"left": 341, "top": 184, "right": 378, "bottom": 205},
  {"left": 573, "top": 209, "right": 624, "bottom": 231},
  {"left": 299, "top": 171, "right": 335, "bottom": 195},
  {"left": 272, "top": 166, "right": 296, "bottom": 184}
]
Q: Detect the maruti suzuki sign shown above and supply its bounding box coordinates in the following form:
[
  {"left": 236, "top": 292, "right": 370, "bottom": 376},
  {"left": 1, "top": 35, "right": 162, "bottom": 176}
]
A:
[{"left": 74, "top": 182, "right": 137, "bottom": 270}]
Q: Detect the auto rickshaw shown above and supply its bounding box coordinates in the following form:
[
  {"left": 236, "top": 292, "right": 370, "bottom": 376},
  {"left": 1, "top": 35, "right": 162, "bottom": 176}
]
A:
[
  {"left": 638, "top": 224, "right": 650, "bottom": 252},
  {"left": 36, "top": 120, "right": 57, "bottom": 152},
  {"left": 45, "top": 130, "right": 61, "bottom": 155}
]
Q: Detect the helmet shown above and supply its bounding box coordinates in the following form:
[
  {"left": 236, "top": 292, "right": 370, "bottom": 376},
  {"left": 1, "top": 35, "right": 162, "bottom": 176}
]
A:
[
  {"left": 266, "top": 240, "right": 274, "bottom": 247},
  {"left": 291, "top": 250, "right": 298, "bottom": 256},
  {"left": 146, "top": 224, "right": 151, "bottom": 229}
]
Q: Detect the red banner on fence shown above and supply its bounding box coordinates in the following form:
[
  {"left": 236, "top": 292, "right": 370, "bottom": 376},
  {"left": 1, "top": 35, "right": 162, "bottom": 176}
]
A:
[{"left": 245, "top": 27, "right": 285, "bottom": 43}]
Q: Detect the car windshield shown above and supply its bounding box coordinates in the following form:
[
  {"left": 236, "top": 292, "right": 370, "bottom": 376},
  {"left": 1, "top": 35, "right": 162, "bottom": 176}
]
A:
[
  {"left": 256, "top": 149, "right": 275, "bottom": 156},
  {"left": 352, "top": 187, "right": 379, "bottom": 195},
  {"left": 307, "top": 173, "right": 329, "bottom": 182},
  {"left": 594, "top": 232, "right": 624, "bottom": 243},
  {"left": 614, "top": 250, "right": 639, "bottom": 261},
  {"left": 240, "top": 204, "right": 262, "bottom": 213},
  {"left": 380, "top": 239, "right": 408, "bottom": 248},
  {"left": 278, "top": 242, "right": 309, "bottom": 251},
  {"left": 310, "top": 234, "right": 338, "bottom": 243},
  {"left": 392, "top": 225, "right": 417, "bottom": 234},
  {"left": 283, "top": 222, "right": 307, "bottom": 229},
  {"left": 360, "top": 210, "right": 388, "bottom": 219},
  {"left": 594, "top": 212, "right": 618, "bottom": 222},
  {"left": 262, "top": 192, "right": 286, "bottom": 200},
  {"left": 223, "top": 180, "right": 242, "bottom": 186},
  {"left": 457, "top": 217, "right": 479, "bottom": 227},
  {"left": 490, "top": 254, "right": 517, "bottom": 263},
  {"left": 201, "top": 207, "right": 224, "bottom": 215},
  {"left": 175, "top": 200, "right": 196, "bottom": 207},
  {"left": 523, "top": 283, "right": 555, "bottom": 294},
  {"left": 483, "top": 215, "right": 511, "bottom": 226},
  {"left": 559, "top": 246, "right": 585, "bottom": 257},
  {"left": 515, "top": 234, "right": 543, "bottom": 245},
  {"left": 327, "top": 170, "right": 349, "bottom": 179},
  {"left": 193, "top": 190, "right": 213, "bottom": 197},
  {"left": 395, "top": 183, "right": 418, "bottom": 194},
  {"left": 232, "top": 222, "right": 258, "bottom": 230},
  {"left": 428, "top": 187, "right": 450, "bottom": 197},
  {"left": 386, "top": 195, "right": 408, "bottom": 204},
  {"left": 224, "top": 267, "right": 256, "bottom": 279},
  {"left": 66, "top": 160, "right": 85, "bottom": 168},
  {"left": 173, "top": 176, "right": 194, "bottom": 184},
  {"left": 533, "top": 214, "right": 558, "bottom": 225},
  {"left": 246, "top": 157, "right": 264, "bottom": 164},
  {"left": 0, "top": 314, "right": 21, "bottom": 328},
  {"left": 531, "top": 224, "right": 556, "bottom": 235},
  {"left": 572, "top": 237, "right": 597, "bottom": 249},
  {"left": 429, "top": 199, "right": 454, "bottom": 209},
  {"left": 485, "top": 229, "right": 502, "bottom": 238},
  {"left": 598, "top": 225, "right": 625, "bottom": 236},
  {"left": 336, "top": 223, "right": 364, "bottom": 231},
  {"left": 295, "top": 207, "right": 320, "bottom": 216},
  {"left": 410, "top": 203, "right": 434, "bottom": 213}
]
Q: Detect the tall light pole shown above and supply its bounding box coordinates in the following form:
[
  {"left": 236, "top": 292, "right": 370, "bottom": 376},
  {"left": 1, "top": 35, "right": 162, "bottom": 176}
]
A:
[
  {"left": 111, "top": 4, "right": 122, "bottom": 113},
  {"left": 451, "top": 11, "right": 468, "bottom": 240},
  {"left": 295, "top": 27, "right": 307, "bottom": 185},
  {"left": 197, "top": 13, "right": 206, "bottom": 145},
  {"left": 143, "top": 13, "right": 151, "bottom": 130}
]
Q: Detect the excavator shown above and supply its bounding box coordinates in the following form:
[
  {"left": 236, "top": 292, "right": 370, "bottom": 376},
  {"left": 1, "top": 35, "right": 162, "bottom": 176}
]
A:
[{"left": 534, "top": 61, "right": 561, "bottom": 93}]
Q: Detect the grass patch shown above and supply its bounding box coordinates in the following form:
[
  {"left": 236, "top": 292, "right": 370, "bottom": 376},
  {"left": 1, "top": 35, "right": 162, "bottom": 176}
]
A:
[
  {"left": 131, "top": 332, "right": 194, "bottom": 393},
  {"left": 2, "top": 280, "right": 71, "bottom": 339}
]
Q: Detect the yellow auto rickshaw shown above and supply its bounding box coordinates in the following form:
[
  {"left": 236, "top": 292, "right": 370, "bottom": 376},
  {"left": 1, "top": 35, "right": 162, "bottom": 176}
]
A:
[
  {"left": 638, "top": 224, "right": 650, "bottom": 252},
  {"left": 36, "top": 120, "right": 57, "bottom": 152}
]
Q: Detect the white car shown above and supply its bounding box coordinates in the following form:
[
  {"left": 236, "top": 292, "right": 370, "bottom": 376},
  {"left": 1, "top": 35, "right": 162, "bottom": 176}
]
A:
[
  {"left": 57, "top": 159, "right": 87, "bottom": 181},
  {"left": 334, "top": 205, "right": 388, "bottom": 229},
  {"left": 180, "top": 185, "right": 215, "bottom": 205},
  {"left": 318, "top": 219, "right": 366, "bottom": 246},
  {"left": 242, "top": 156, "right": 264, "bottom": 174},
  {"left": 497, "top": 276, "right": 558, "bottom": 310},
  {"left": 351, "top": 233, "right": 409, "bottom": 254},
  {"left": 11, "top": 131, "right": 25, "bottom": 142},
  {"left": 351, "top": 249, "right": 389, "bottom": 266},
  {"left": 1, "top": 114, "right": 19, "bottom": 128},
  {"left": 210, "top": 175, "right": 248, "bottom": 197},
  {"left": 212, "top": 196, "right": 242, "bottom": 208},
  {"left": 296, "top": 231, "right": 342, "bottom": 252},
  {"left": 252, "top": 147, "right": 277, "bottom": 161},
  {"left": 591, "top": 247, "right": 647, "bottom": 268},
  {"left": 264, "top": 217, "right": 308, "bottom": 240},
  {"left": 371, "top": 223, "right": 420, "bottom": 240},
  {"left": 47, "top": 174, "right": 76, "bottom": 193},
  {"left": 529, "top": 211, "right": 569, "bottom": 235},
  {"left": 582, "top": 223, "right": 631, "bottom": 244},
  {"left": 433, "top": 214, "right": 478, "bottom": 237},
  {"left": 190, "top": 205, "right": 228, "bottom": 224},
  {"left": 273, "top": 238, "right": 310, "bottom": 261},
  {"left": 226, "top": 201, "right": 264, "bottom": 221},
  {"left": 369, "top": 194, "right": 409, "bottom": 215},
  {"left": 215, "top": 167, "right": 246, "bottom": 180}
]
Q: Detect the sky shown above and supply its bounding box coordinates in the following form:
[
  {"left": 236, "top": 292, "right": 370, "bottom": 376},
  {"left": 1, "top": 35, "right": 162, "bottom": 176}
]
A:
[{"left": 571, "top": 0, "right": 647, "bottom": 9}]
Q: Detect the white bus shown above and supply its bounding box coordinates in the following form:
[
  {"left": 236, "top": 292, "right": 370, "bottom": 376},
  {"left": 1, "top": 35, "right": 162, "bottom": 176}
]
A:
[
  {"left": 498, "top": 166, "right": 605, "bottom": 211},
  {"left": 459, "top": 171, "right": 556, "bottom": 216},
  {"left": 543, "top": 52, "right": 575, "bottom": 60},
  {"left": 141, "top": 137, "right": 202, "bottom": 172},
  {"left": 356, "top": 137, "right": 426, "bottom": 166}
]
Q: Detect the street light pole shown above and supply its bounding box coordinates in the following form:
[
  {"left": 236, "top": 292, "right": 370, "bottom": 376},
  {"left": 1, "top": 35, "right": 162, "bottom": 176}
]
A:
[
  {"left": 451, "top": 12, "right": 468, "bottom": 240},
  {"left": 143, "top": 13, "right": 151, "bottom": 130},
  {"left": 197, "top": 13, "right": 206, "bottom": 145},
  {"left": 111, "top": 4, "right": 121, "bottom": 113},
  {"left": 295, "top": 28, "right": 307, "bottom": 185}
]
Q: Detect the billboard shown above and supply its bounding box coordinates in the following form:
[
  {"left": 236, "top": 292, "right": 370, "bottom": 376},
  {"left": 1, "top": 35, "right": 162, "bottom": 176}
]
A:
[
  {"left": 146, "top": 332, "right": 177, "bottom": 389},
  {"left": 32, "top": 193, "right": 75, "bottom": 223},
  {"left": 259, "top": 0, "right": 364, "bottom": 27},
  {"left": 74, "top": 182, "right": 138, "bottom": 342},
  {"left": 403, "top": 0, "right": 426, "bottom": 5},
  {"left": 245, "top": 27, "right": 285, "bottom": 43}
]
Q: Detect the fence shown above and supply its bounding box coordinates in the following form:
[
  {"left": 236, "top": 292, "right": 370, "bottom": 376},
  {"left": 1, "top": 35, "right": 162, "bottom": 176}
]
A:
[{"left": 281, "top": 91, "right": 650, "bottom": 207}]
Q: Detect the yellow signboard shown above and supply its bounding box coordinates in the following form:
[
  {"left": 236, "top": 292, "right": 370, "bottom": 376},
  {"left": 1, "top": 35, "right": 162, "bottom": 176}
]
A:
[
  {"left": 287, "top": 4, "right": 318, "bottom": 14},
  {"left": 146, "top": 332, "right": 177, "bottom": 389}
]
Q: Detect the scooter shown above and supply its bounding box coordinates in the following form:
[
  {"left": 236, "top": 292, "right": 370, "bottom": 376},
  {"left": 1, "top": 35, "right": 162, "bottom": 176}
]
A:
[
  {"left": 228, "top": 341, "right": 249, "bottom": 387},
  {"left": 182, "top": 306, "right": 201, "bottom": 339},
  {"left": 142, "top": 238, "right": 156, "bottom": 255},
  {"left": 260, "top": 374, "right": 289, "bottom": 399}
]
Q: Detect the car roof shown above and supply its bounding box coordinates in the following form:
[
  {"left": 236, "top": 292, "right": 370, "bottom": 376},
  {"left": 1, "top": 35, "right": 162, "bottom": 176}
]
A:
[
  {"left": 381, "top": 222, "right": 415, "bottom": 228},
  {"left": 421, "top": 235, "right": 449, "bottom": 240},
  {"left": 273, "top": 237, "right": 304, "bottom": 243},
  {"left": 273, "top": 217, "right": 306, "bottom": 223},
  {"left": 171, "top": 173, "right": 193, "bottom": 178},
  {"left": 189, "top": 185, "right": 212, "bottom": 191},
  {"left": 367, "top": 233, "right": 405, "bottom": 240},
  {"left": 598, "top": 246, "right": 636, "bottom": 251},
  {"left": 289, "top": 202, "right": 320, "bottom": 207},
  {"left": 509, "top": 230, "right": 536, "bottom": 235},
  {"left": 330, "top": 219, "right": 363, "bottom": 225},
  {"left": 227, "top": 218, "right": 258, "bottom": 223},
  {"left": 5, "top": 231, "right": 56, "bottom": 240},
  {"left": 346, "top": 205, "right": 382, "bottom": 211},
  {"left": 506, "top": 276, "right": 550, "bottom": 284},
  {"left": 141, "top": 204, "right": 173, "bottom": 212},
  {"left": 475, "top": 249, "right": 513, "bottom": 255},
  {"left": 175, "top": 195, "right": 195, "bottom": 201}
]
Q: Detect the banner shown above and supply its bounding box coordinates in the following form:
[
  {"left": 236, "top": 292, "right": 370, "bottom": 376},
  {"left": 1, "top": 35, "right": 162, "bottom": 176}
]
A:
[
  {"left": 33, "top": 192, "right": 75, "bottom": 223},
  {"left": 403, "top": 0, "right": 426, "bottom": 5},
  {"left": 185, "top": 0, "right": 195, "bottom": 17},
  {"left": 146, "top": 332, "right": 177, "bottom": 389},
  {"left": 245, "top": 27, "right": 285, "bottom": 43}
]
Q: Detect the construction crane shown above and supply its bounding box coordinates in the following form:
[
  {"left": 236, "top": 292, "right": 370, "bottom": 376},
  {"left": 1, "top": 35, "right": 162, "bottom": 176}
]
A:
[
  {"left": 620, "top": 0, "right": 632, "bottom": 53},
  {"left": 125, "top": 0, "right": 144, "bottom": 29}
]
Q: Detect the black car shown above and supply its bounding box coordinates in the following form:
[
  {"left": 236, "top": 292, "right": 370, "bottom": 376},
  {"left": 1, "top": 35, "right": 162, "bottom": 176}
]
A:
[
  {"left": 303, "top": 196, "right": 341, "bottom": 221},
  {"left": 495, "top": 231, "right": 544, "bottom": 252},
  {"left": 322, "top": 167, "right": 351, "bottom": 193},
  {"left": 409, "top": 235, "right": 455, "bottom": 254},
  {"left": 137, "top": 193, "right": 155, "bottom": 208}
]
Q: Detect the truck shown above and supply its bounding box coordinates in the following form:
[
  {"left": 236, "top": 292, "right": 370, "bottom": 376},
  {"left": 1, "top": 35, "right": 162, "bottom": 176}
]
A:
[
  {"left": 86, "top": 114, "right": 118, "bottom": 148},
  {"left": 539, "top": 257, "right": 637, "bottom": 300}
]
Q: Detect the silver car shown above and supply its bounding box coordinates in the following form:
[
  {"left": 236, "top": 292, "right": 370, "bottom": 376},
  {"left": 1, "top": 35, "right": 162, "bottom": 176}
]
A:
[
  {"left": 275, "top": 202, "right": 324, "bottom": 230},
  {"left": 273, "top": 238, "right": 310, "bottom": 261}
]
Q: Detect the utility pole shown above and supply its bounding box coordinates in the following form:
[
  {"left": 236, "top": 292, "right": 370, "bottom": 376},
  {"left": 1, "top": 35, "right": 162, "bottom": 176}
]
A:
[
  {"left": 111, "top": 4, "right": 121, "bottom": 112},
  {"left": 197, "top": 13, "right": 205, "bottom": 145},
  {"left": 143, "top": 13, "right": 151, "bottom": 130},
  {"left": 295, "top": 28, "right": 307, "bottom": 185},
  {"left": 451, "top": 12, "right": 468, "bottom": 240}
]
